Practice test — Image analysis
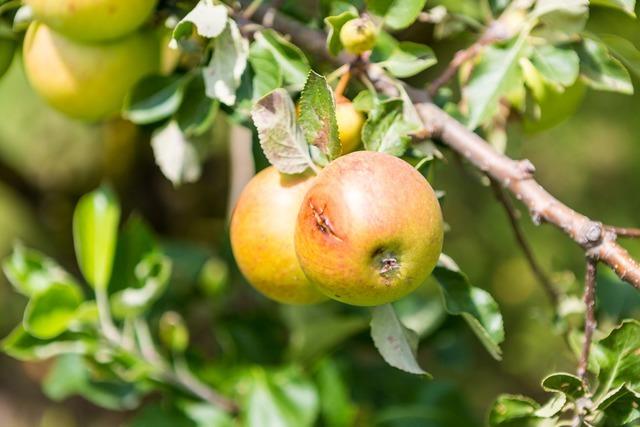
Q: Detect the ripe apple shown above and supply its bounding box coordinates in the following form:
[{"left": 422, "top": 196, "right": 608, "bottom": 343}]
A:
[
  {"left": 24, "top": 0, "right": 157, "bottom": 42},
  {"left": 295, "top": 151, "right": 443, "bottom": 306},
  {"left": 230, "top": 166, "right": 327, "bottom": 304},
  {"left": 336, "top": 100, "right": 364, "bottom": 154},
  {"left": 339, "top": 17, "right": 378, "bottom": 55},
  {"left": 0, "top": 38, "right": 15, "bottom": 79},
  {"left": 23, "top": 22, "right": 159, "bottom": 121}
]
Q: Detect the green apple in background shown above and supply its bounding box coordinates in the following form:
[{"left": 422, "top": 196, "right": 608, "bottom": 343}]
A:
[
  {"left": 339, "top": 17, "right": 378, "bottom": 55},
  {"left": 0, "top": 37, "right": 15, "bottom": 79},
  {"left": 230, "top": 166, "right": 327, "bottom": 305},
  {"left": 23, "top": 22, "right": 159, "bottom": 122},
  {"left": 24, "top": 0, "right": 158, "bottom": 42},
  {"left": 521, "top": 59, "right": 586, "bottom": 133},
  {"left": 336, "top": 99, "right": 364, "bottom": 154},
  {"left": 295, "top": 151, "right": 444, "bottom": 306}
]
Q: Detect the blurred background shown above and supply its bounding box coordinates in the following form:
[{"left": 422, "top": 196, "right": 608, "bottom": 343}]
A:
[{"left": 1, "top": 11, "right": 640, "bottom": 427}]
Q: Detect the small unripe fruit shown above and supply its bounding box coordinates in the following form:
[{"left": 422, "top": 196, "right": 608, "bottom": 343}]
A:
[
  {"left": 0, "top": 38, "right": 15, "bottom": 79},
  {"left": 339, "top": 18, "right": 378, "bottom": 55},
  {"left": 230, "top": 167, "right": 327, "bottom": 304},
  {"left": 336, "top": 100, "right": 364, "bottom": 154},
  {"left": 25, "top": 0, "right": 158, "bottom": 42},
  {"left": 23, "top": 22, "right": 159, "bottom": 121},
  {"left": 295, "top": 151, "right": 443, "bottom": 306}
]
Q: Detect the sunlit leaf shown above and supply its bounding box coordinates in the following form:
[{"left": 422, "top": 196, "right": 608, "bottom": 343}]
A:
[
  {"left": 123, "top": 75, "right": 186, "bottom": 124},
  {"left": 434, "top": 255, "right": 504, "bottom": 360},
  {"left": 464, "top": 35, "right": 528, "bottom": 129},
  {"left": 367, "top": 0, "right": 427, "bottom": 30},
  {"left": 203, "top": 20, "right": 249, "bottom": 106},
  {"left": 24, "top": 282, "right": 84, "bottom": 339},
  {"left": 298, "top": 71, "right": 341, "bottom": 160},
  {"left": 370, "top": 303, "right": 430, "bottom": 376},
  {"left": 255, "top": 30, "right": 310, "bottom": 88},
  {"left": 73, "top": 186, "right": 120, "bottom": 290},
  {"left": 171, "top": 0, "right": 227, "bottom": 43},
  {"left": 577, "top": 37, "right": 633, "bottom": 94},
  {"left": 251, "top": 88, "right": 316, "bottom": 174}
]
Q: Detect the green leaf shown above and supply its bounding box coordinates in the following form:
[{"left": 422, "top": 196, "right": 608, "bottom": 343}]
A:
[
  {"left": 255, "top": 30, "right": 310, "bottom": 88},
  {"left": 251, "top": 88, "right": 316, "bottom": 174},
  {"left": 249, "top": 42, "right": 283, "bottom": 100},
  {"left": 245, "top": 368, "right": 319, "bottom": 427},
  {"left": 3, "top": 243, "right": 78, "bottom": 297},
  {"left": 367, "top": 0, "right": 427, "bottom": 30},
  {"left": 362, "top": 98, "right": 416, "bottom": 156},
  {"left": 151, "top": 121, "right": 205, "bottom": 186},
  {"left": 108, "top": 216, "right": 156, "bottom": 293},
  {"left": 530, "top": 45, "right": 580, "bottom": 87},
  {"left": 531, "top": 0, "right": 589, "bottom": 42},
  {"left": 2, "top": 325, "right": 96, "bottom": 361},
  {"left": 325, "top": 9, "right": 358, "bottom": 56},
  {"left": 178, "top": 400, "right": 234, "bottom": 427},
  {"left": 577, "top": 37, "right": 633, "bottom": 94},
  {"left": 176, "top": 74, "right": 219, "bottom": 137},
  {"left": 110, "top": 252, "right": 171, "bottom": 318},
  {"left": 433, "top": 255, "right": 504, "bottom": 360},
  {"left": 314, "top": 359, "right": 357, "bottom": 427},
  {"left": 464, "top": 34, "right": 528, "bottom": 129},
  {"left": 123, "top": 75, "right": 186, "bottom": 125},
  {"left": 73, "top": 186, "right": 120, "bottom": 290},
  {"left": 370, "top": 303, "right": 430, "bottom": 376},
  {"left": 373, "top": 41, "right": 437, "bottom": 78},
  {"left": 596, "top": 384, "right": 640, "bottom": 425},
  {"left": 598, "top": 33, "right": 640, "bottom": 78},
  {"left": 203, "top": 20, "right": 249, "bottom": 106},
  {"left": 488, "top": 395, "right": 546, "bottom": 426},
  {"left": 172, "top": 0, "right": 228, "bottom": 42},
  {"left": 24, "top": 282, "right": 84, "bottom": 339},
  {"left": 44, "top": 354, "right": 141, "bottom": 410},
  {"left": 590, "top": 0, "right": 636, "bottom": 16},
  {"left": 596, "top": 320, "right": 640, "bottom": 392},
  {"left": 541, "top": 373, "right": 586, "bottom": 401},
  {"left": 352, "top": 90, "right": 377, "bottom": 112},
  {"left": 298, "top": 71, "right": 341, "bottom": 161},
  {"left": 130, "top": 403, "right": 195, "bottom": 426}
]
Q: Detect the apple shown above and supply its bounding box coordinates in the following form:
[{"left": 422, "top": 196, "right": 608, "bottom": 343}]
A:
[
  {"left": 23, "top": 22, "right": 159, "bottom": 121},
  {"left": 0, "top": 38, "right": 15, "bottom": 79},
  {"left": 24, "top": 0, "right": 157, "bottom": 42},
  {"left": 294, "top": 151, "right": 443, "bottom": 306},
  {"left": 336, "top": 100, "right": 364, "bottom": 154},
  {"left": 339, "top": 17, "right": 378, "bottom": 55},
  {"left": 230, "top": 166, "right": 327, "bottom": 304}
]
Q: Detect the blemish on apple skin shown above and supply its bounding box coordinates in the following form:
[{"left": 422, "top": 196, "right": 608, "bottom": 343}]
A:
[{"left": 309, "top": 200, "right": 343, "bottom": 241}]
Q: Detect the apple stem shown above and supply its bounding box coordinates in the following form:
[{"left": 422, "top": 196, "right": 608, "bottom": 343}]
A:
[{"left": 334, "top": 68, "right": 351, "bottom": 102}]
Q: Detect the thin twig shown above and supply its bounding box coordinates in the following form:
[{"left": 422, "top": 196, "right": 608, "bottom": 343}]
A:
[
  {"left": 572, "top": 258, "right": 597, "bottom": 427},
  {"left": 577, "top": 258, "right": 597, "bottom": 383},
  {"left": 490, "top": 178, "right": 560, "bottom": 307},
  {"left": 606, "top": 226, "right": 640, "bottom": 239}
]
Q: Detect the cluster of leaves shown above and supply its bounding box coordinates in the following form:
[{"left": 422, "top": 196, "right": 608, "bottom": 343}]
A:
[{"left": 488, "top": 320, "right": 640, "bottom": 426}]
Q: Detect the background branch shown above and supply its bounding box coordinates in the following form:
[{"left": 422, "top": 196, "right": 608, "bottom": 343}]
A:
[{"left": 489, "top": 178, "right": 560, "bottom": 307}]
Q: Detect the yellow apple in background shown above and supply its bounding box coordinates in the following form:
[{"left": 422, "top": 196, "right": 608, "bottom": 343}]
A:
[
  {"left": 339, "top": 17, "right": 378, "bottom": 55},
  {"left": 336, "top": 100, "right": 364, "bottom": 154},
  {"left": 23, "top": 22, "right": 159, "bottom": 122},
  {"left": 0, "top": 38, "right": 15, "bottom": 79},
  {"left": 295, "top": 151, "right": 443, "bottom": 306},
  {"left": 230, "top": 167, "right": 327, "bottom": 305},
  {"left": 24, "top": 0, "right": 158, "bottom": 42}
]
